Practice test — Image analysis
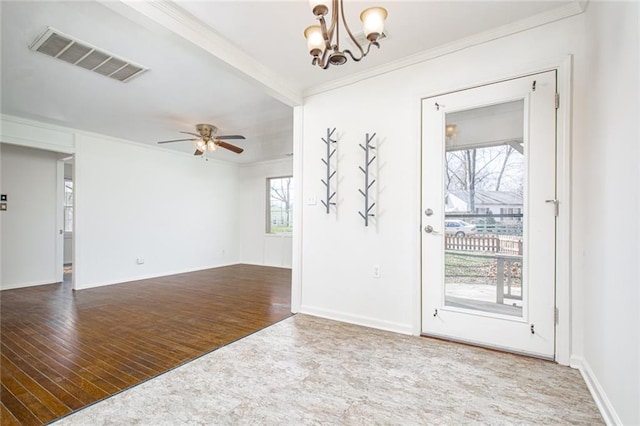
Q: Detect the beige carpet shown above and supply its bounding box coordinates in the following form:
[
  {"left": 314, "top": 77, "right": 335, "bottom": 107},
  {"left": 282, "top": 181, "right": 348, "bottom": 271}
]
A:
[{"left": 53, "top": 314, "right": 602, "bottom": 425}]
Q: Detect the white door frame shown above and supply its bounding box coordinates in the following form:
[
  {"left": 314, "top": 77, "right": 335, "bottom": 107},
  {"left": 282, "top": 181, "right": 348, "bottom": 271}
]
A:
[{"left": 413, "top": 56, "right": 573, "bottom": 365}]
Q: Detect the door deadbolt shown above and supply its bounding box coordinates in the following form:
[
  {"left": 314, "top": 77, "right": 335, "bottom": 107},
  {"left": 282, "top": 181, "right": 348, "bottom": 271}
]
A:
[{"left": 424, "top": 208, "right": 433, "bottom": 216}]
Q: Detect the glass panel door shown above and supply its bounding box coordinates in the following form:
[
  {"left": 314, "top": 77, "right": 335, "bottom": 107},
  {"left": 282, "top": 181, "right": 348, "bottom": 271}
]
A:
[{"left": 421, "top": 71, "right": 557, "bottom": 358}]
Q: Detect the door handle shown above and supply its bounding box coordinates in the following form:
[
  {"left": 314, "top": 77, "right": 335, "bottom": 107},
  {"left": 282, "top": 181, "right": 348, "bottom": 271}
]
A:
[
  {"left": 59, "top": 229, "right": 64, "bottom": 235},
  {"left": 424, "top": 225, "right": 439, "bottom": 234}
]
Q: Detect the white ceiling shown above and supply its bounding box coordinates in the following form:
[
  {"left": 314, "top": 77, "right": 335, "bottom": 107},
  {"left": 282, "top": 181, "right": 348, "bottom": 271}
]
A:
[{"left": 0, "top": 0, "right": 579, "bottom": 164}]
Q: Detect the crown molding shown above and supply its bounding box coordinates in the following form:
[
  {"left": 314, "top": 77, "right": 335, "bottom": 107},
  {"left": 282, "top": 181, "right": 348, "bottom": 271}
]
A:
[
  {"left": 105, "top": 0, "right": 303, "bottom": 107},
  {"left": 0, "top": 114, "right": 238, "bottom": 167},
  {"left": 303, "top": 1, "right": 586, "bottom": 98},
  {"left": 239, "top": 156, "right": 293, "bottom": 169}
]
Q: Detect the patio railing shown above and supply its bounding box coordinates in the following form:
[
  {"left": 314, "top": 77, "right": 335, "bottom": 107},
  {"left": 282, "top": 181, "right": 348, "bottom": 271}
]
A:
[{"left": 445, "top": 235, "right": 522, "bottom": 255}]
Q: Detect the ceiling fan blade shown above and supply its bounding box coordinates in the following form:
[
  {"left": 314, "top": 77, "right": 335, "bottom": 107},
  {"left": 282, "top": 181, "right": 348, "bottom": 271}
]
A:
[
  {"left": 216, "top": 135, "right": 245, "bottom": 140},
  {"left": 194, "top": 149, "right": 204, "bottom": 156},
  {"left": 180, "top": 131, "right": 201, "bottom": 137},
  {"left": 158, "top": 138, "right": 197, "bottom": 144},
  {"left": 217, "top": 141, "right": 244, "bottom": 154}
]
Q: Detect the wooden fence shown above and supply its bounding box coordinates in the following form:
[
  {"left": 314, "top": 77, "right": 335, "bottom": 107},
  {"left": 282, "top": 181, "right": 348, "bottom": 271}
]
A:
[{"left": 445, "top": 235, "right": 522, "bottom": 255}]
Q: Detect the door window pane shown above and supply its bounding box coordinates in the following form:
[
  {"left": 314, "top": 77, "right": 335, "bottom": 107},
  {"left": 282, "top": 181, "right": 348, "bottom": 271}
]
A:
[{"left": 443, "top": 100, "right": 524, "bottom": 317}]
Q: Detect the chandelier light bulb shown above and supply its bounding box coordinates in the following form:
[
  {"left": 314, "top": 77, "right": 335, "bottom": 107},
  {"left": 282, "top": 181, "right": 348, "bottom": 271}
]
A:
[
  {"left": 360, "top": 7, "right": 387, "bottom": 41},
  {"left": 309, "top": 0, "right": 330, "bottom": 16},
  {"left": 304, "top": 25, "right": 325, "bottom": 56},
  {"left": 207, "top": 140, "right": 217, "bottom": 151}
]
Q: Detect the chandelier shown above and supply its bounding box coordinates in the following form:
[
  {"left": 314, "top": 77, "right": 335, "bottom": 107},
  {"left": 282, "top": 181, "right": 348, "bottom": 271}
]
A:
[{"left": 304, "top": 0, "right": 388, "bottom": 69}]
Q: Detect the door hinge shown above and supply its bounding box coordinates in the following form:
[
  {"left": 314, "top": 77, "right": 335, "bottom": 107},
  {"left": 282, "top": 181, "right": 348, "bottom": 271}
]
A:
[
  {"left": 555, "top": 307, "right": 559, "bottom": 325},
  {"left": 532, "top": 80, "right": 537, "bottom": 91},
  {"left": 555, "top": 93, "right": 560, "bottom": 109}
]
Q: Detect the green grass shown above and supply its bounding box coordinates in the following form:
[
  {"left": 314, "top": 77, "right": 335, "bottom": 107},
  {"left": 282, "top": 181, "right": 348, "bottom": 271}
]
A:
[
  {"left": 270, "top": 226, "right": 293, "bottom": 233},
  {"left": 444, "top": 251, "right": 522, "bottom": 286},
  {"left": 445, "top": 252, "right": 495, "bottom": 284}
]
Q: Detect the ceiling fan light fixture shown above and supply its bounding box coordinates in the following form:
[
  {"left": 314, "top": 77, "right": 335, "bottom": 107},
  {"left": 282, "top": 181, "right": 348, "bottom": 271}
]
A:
[
  {"left": 195, "top": 138, "right": 207, "bottom": 151},
  {"left": 157, "top": 124, "right": 245, "bottom": 155}
]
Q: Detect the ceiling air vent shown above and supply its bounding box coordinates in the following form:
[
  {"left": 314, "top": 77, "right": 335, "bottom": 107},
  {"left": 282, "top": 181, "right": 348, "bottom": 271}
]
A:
[{"left": 29, "top": 27, "right": 148, "bottom": 83}]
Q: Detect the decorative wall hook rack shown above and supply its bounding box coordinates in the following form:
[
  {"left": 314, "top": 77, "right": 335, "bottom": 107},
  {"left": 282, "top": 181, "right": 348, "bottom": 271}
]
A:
[
  {"left": 358, "top": 132, "right": 376, "bottom": 226},
  {"left": 320, "top": 127, "right": 337, "bottom": 214}
]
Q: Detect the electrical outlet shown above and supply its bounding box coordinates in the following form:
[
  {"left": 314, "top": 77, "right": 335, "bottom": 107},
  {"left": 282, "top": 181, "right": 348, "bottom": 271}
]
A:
[
  {"left": 373, "top": 264, "right": 380, "bottom": 278},
  {"left": 306, "top": 196, "right": 317, "bottom": 205},
  {"left": 136, "top": 256, "right": 145, "bottom": 265}
]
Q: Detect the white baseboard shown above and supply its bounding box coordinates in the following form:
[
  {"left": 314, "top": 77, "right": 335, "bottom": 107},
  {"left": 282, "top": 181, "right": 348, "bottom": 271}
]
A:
[
  {"left": 570, "top": 355, "right": 622, "bottom": 426},
  {"left": 236, "top": 261, "right": 292, "bottom": 270},
  {"left": 300, "top": 305, "right": 413, "bottom": 335},
  {"left": 75, "top": 262, "right": 240, "bottom": 290},
  {"left": 1, "top": 278, "right": 59, "bottom": 291}
]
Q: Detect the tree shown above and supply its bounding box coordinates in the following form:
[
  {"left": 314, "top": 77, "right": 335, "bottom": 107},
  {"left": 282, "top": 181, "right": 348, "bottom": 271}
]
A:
[
  {"left": 445, "top": 143, "right": 523, "bottom": 211},
  {"left": 495, "top": 145, "right": 515, "bottom": 191}
]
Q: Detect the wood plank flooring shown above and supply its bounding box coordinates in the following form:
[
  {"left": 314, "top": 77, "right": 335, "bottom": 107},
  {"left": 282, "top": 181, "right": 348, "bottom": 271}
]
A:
[{"left": 0, "top": 264, "right": 292, "bottom": 425}]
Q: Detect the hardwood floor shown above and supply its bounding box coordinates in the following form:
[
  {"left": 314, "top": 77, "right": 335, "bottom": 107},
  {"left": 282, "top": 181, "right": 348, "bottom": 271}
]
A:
[{"left": 0, "top": 264, "right": 292, "bottom": 425}]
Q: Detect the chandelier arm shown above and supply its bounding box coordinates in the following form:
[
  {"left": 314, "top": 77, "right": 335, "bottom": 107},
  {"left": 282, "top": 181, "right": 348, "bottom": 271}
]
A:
[
  {"left": 343, "top": 49, "right": 363, "bottom": 62},
  {"left": 344, "top": 39, "right": 380, "bottom": 62},
  {"left": 318, "top": 16, "right": 332, "bottom": 52},
  {"left": 318, "top": 58, "right": 331, "bottom": 70},
  {"left": 339, "top": 0, "right": 365, "bottom": 58},
  {"left": 314, "top": 51, "right": 331, "bottom": 69},
  {"left": 316, "top": 39, "right": 331, "bottom": 68},
  {"left": 330, "top": 0, "right": 339, "bottom": 51}
]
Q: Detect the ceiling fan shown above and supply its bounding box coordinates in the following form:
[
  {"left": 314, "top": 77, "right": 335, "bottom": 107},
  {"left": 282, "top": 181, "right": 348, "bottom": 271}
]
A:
[{"left": 157, "top": 123, "right": 245, "bottom": 155}]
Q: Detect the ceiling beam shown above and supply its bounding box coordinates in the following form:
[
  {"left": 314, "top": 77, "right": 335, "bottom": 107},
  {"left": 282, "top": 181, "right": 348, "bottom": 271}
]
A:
[{"left": 101, "top": 0, "right": 303, "bottom": 107}]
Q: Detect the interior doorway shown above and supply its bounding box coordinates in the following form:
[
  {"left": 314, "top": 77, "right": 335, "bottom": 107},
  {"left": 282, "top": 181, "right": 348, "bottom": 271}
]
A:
[
  {"left": 62, "top": 158, "right": 74, "bottom": 285},
  {"left": 421, "top": 71, "right": 558, "bottom": 359}
]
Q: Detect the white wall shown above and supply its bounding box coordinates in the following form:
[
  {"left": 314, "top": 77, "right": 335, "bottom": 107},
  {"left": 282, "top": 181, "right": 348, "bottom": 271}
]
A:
[
  {"left": 0, "top": 116, "right": 242, "bottom": 291},
  {"left": 300, "top": 14, "right": 587, "bottom": 334},
  {"left": 74, "top": 133, "right": 241, "bottom": 289},
  {"left": 239, "top": 158, "right": 293, "bottom": 268},
  {"left": 300, "top": 5, "right": 639, "bottom": 423},
  {"left": 577, "top": 2, "right": 639, "bottom": 425},
  {"left": 0, "top": 144, "right": 60, "bottom": 289}
]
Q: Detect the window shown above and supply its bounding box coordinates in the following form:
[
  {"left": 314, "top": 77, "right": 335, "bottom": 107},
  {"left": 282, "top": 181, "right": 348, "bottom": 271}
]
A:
[
  {"left": 267, "top": 176, "right": 293, "bottom": 233},
  {"left": 64, "top": 180, "right": 73, "bottom": 233}
]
